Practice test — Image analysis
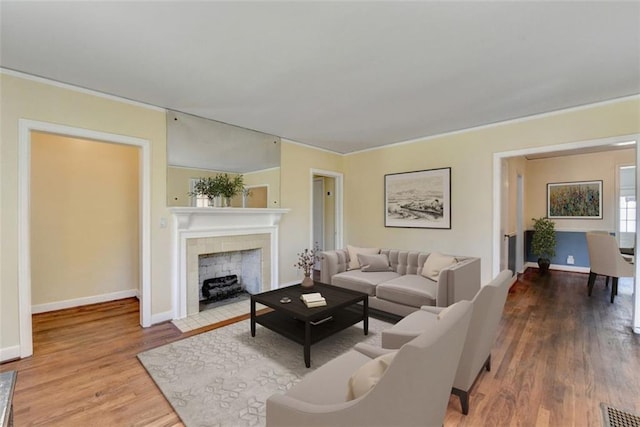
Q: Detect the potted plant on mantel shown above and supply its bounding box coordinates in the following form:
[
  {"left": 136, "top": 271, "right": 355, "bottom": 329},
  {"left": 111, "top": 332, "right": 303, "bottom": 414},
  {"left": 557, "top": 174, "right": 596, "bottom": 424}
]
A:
[
  {"left": 190, "top": 177, "right": 220, "bottom": 206},
  {"left": 531, "top": 216, "right": 557, "bottom": 275},
  {"left": 190, "top": 174, "right": 244, "bottom": 207},
  {"left": 218, "top": 173, "right": 244, "bottom": 207}
]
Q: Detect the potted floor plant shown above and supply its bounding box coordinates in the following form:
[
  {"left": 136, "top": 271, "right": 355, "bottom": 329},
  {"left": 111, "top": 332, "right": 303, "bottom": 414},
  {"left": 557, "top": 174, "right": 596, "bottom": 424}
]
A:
[{"left": 531, "top": 217, "right": 556, "bottom": 275}]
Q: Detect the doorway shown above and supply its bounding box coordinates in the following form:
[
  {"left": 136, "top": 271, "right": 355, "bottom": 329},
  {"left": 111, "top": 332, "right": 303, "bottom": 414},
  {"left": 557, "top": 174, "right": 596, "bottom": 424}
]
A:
[
  {"left": 310, "top": 169, "right": 344, "bottom": 261},
  {"left": 17, "top": 119, "right": 152, "bottom": 358},
  {"left": 492, "top": 133, "right": 640, "bottom": 334}
]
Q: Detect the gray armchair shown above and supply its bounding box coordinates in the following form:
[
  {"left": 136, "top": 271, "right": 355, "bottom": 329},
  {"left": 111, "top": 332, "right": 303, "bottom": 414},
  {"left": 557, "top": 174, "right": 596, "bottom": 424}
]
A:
[
  {"left": 586, "top": 231, "right": 634, "bottom": 303},
  {"left": 266, "top": 300, "right": 473, "bottom": 427},
  {"left": 380, "top": 270, "right": 512, "bottom": 415}
]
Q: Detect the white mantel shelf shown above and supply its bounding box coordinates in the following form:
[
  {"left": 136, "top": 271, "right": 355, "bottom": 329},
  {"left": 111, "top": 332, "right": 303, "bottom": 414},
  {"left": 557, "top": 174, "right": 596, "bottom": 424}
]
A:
[{"left": 169, "top": 207, "right": 290, "bottom": 230}]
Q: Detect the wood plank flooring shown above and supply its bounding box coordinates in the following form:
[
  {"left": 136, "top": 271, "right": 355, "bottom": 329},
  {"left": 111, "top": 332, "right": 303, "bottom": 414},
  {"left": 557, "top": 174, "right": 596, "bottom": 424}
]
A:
[{"left": 1, "top": 269, "right": 638, "bottom": 426}]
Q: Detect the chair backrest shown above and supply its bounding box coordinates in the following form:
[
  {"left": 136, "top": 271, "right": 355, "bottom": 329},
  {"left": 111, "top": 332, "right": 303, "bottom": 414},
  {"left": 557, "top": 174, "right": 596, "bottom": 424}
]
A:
[
  {"left": 454, "top": 270, "right": 512, "bottom": 391},
  {"left": 359, "top": 300, "right": 473, "bottom": 426},
  {"left": 586, "top": 232, "right": 634, "bottom": 278}
]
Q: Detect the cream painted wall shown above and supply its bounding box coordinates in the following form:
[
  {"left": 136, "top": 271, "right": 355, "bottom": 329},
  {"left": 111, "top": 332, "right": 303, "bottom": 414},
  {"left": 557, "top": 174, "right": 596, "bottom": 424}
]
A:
[
  {"left": 279, "top": 141, "right": 344, "bottom": 284},
  {"left": 344, "top": 98, "right": 640, "bottom": 283},
  {"left": 1, "top": 73, "right": 171, "bottom": 353},
  {"left": 525, "top": 149, "right": 635, "bottom": 231},
  {"left": 31, "top": 133, "right": 139, "bottom": 306}
]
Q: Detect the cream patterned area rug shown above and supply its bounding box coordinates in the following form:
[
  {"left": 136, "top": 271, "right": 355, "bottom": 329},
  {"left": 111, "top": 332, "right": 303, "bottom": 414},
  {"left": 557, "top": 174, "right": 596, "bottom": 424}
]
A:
[{"left": 138, "top": 317, "right": 392, "bottom": 427}]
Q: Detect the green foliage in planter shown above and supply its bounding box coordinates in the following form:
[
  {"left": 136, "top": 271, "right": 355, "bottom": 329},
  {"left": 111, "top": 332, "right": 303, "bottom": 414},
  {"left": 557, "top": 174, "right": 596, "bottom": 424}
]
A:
[
  {"left": 217, "top": 173, "right": 244, "bottom": 198},
  {"left": 189, "top": 177, "right": 220, "bottom": 200},
  {"left": 189, "top": 174, "right": 245, "bottom": 200},
  {"left": 531, "top": 217, "right": 557, "bottom": 259}
]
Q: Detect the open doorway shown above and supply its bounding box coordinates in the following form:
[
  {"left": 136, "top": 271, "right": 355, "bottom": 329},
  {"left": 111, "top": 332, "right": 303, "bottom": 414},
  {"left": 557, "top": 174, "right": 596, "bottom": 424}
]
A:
[
  {"left": 310, "top": 169, "right": 344, "bottom": 272},
  {"left": 17, "top": 119, "right": 151, "bottom": 358},
  {"left": 493, "top": 133, "right": 640, "bottom": 334},
  {"left": 30, "top": 132, "right": 140, "bottom": 315}
]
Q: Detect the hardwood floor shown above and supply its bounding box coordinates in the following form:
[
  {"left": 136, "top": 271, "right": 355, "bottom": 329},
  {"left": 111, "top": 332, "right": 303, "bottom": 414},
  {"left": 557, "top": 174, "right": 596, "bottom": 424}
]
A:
[{"left": 1, "top": 270, "right": 638, "bottom": 426}]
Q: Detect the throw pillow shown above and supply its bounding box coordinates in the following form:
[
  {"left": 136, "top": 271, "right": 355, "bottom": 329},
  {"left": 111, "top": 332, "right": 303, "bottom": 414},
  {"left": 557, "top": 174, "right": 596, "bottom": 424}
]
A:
[
  {"left": 346, "top": 351, "right": 397, "bottom": 400},
  {"left": 420, "top": 252, "right": 456, "bottom": 281},
  {"left": 347, "top": 245, "right": 380, "bottom": 270},
  {"left": 358, "top": 254, "right": 392, "bottom": 272}
]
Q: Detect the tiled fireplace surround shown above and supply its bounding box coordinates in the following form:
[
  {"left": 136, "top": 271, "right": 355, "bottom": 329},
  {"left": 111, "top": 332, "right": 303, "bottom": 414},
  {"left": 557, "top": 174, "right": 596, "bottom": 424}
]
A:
[
  {"left": 170, "top": 207, "right": 289, "bottom": 319},
  {"left": 187, "top": 234, "right": 270, "bottom": 314}
]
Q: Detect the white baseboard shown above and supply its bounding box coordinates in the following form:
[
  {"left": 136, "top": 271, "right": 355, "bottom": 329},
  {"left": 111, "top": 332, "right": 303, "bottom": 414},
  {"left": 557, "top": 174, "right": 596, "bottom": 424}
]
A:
[
  {"left": 524, "top": 262, "right": 590, "bottom": 274},
  {"left": 0, "top": 345, "right": 21, "bottom": 363},
  {"left": 150, "top": 310, "right": 174, "bottom": 326},
  {"left": 31, "top": 289, "right": 139, "bottom": 314}
]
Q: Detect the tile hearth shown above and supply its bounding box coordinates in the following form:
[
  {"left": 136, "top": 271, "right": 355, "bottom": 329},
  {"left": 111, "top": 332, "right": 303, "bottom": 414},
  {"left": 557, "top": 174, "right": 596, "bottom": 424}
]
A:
[{"left": 172, "top": 299, "right": 267, "bottom": 332}]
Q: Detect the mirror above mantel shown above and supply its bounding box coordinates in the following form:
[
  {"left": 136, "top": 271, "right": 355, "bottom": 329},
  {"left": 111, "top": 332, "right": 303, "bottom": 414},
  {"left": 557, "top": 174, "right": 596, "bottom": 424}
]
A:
[{"left": 166, "top": 109, "right": 281, "bottom": 208}]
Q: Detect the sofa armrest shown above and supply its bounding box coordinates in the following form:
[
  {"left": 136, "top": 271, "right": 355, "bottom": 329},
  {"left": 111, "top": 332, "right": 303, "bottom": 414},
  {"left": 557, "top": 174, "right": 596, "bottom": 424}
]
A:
[
  {"left": 266, "top": 393, "right": 357, "bottom": 427},
  {"left": 435, "top": 257, "right": 481, "bottom": 306},
  {"left": 319, "top": 249, "right": 349, "bottom": 283},
  {"left": 420, "top": 305, "right": 445, "bottom": 315},
  {"left": 353, "top": 343, "right": 396, "bottom": 358}
]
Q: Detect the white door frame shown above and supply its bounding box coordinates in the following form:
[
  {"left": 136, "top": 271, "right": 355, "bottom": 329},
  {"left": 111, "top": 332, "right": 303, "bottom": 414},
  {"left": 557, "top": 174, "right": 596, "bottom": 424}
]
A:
[
  {"left": 492, "top": 133, "right": 640, "bottom": 334},
  {"left": 309, "top": 169, "right": 344, "bottom": 251},
  {"left": 516, "top": 174, "right": 524, "bottom": 273},
  {"left": 18, "top": 119, "right": 152, "bottom": 357}
]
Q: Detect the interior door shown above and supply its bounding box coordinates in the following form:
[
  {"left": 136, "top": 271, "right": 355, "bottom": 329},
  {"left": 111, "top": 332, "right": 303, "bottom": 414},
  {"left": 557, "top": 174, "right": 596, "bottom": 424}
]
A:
[{"left": 313, "top": 177, "right": 324, "bottom": 268}]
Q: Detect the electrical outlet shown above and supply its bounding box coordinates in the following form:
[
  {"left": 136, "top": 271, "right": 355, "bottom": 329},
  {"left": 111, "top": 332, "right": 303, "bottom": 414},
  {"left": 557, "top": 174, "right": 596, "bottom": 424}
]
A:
[{"left": 567, "top": 255, "right": 575, "bottom": 265}]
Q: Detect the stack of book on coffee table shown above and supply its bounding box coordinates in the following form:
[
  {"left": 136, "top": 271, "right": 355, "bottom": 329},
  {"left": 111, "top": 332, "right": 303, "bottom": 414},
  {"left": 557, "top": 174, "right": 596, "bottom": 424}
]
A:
[{"left": 300, "top": 292, "right": 326, "bottom": 308}]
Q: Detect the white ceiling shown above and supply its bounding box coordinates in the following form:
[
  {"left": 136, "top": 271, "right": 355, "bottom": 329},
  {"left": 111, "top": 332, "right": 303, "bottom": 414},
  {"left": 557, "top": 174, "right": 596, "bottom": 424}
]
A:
[{"left": 1, "top": 1, "right": 639, "bottom": 154}]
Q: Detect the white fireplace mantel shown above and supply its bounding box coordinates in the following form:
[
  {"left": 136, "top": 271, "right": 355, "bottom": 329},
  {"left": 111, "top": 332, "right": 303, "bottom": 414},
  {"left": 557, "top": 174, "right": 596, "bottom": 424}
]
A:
[
  {"left": 170, "top": 207, "right": 290, "bottom": 319},
  {"left": 171, "top": 207, "right": 290, "bottom": 230}
]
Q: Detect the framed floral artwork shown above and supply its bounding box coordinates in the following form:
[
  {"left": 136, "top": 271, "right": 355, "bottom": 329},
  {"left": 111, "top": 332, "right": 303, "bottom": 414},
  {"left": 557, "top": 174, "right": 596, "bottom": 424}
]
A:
[{"left": 547, "top": 180, "right": 602, "bottom": 219}]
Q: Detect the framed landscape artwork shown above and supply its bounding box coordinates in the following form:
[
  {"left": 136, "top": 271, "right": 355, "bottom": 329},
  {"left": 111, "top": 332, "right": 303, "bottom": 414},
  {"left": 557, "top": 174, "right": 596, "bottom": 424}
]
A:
[
  {"left": 385, "top": 167, "right": 451, "bottom": 229},
  {"left": 547, "top": 180, "right": 602, "bottom": 219}
]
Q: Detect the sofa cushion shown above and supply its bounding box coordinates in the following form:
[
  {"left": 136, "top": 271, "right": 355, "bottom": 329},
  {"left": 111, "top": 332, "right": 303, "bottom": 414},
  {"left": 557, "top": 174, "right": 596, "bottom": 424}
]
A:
[
  {"left": 421, "top": 252, "right": 457, "bottom": 280},
  {"left": 286, "top": 348, "right": 372, "bottom": 405},
  {"left": 358, "top": 253, "right": 392, "bottom": 272},
  {"left": 347, "top": 245, "right": 380, "bottom": 270},
  {"left": 347, "top": 351, "right": 397, "bottom": 400},
  {"left": 376, "top": 274, "right": 438, "bottom": 307},
  {"left": 332, "top": 270, "right": 401, "bottom": 296}
]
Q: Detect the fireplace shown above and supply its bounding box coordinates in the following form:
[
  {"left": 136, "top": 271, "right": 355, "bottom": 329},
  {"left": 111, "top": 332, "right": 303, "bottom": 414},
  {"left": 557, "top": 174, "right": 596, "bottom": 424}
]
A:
[
  {"left": 170, "top": 207, "right": 289, "bottom": 319},
  {"left": 198, "top": 248, "right": 262, "bottom": 311}
]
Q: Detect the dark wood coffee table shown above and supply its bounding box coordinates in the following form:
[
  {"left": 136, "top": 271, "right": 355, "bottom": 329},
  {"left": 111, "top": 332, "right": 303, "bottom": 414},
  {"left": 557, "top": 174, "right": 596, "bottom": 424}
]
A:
[{"left": 250, "top": 281, "right": 368, "bottom": 368}]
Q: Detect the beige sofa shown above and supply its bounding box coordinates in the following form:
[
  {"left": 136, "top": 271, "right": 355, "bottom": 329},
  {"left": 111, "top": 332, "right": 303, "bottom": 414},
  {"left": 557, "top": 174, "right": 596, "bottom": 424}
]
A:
[
  {"left": 319, "top": 248, "right": 481, "bottom": 317},
  {"left": 266, "top": 300, "right": 473, "bottom": 427}
]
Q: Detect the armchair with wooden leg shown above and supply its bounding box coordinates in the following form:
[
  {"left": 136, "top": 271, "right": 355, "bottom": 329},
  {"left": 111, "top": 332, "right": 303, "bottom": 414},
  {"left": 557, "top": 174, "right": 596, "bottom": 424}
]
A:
[
  {"left": 585, "top": 231, "right": 634, "bottom": 303},
  {"left": 379, "top": 270, "right": 513, "bottom": 415}
]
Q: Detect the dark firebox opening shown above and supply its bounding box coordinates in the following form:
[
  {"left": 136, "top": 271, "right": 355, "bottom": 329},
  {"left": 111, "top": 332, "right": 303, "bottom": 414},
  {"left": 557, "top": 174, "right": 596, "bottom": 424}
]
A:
[{"left": 201, "top": 274, "right": 245, "bottom": 303}]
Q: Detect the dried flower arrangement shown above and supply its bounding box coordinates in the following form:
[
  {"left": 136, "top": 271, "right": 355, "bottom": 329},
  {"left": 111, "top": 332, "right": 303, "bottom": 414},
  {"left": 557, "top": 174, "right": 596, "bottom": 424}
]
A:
[{"left": 294, "top": 245, "right": 319, "bottom": 276}]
